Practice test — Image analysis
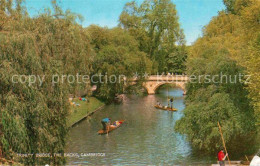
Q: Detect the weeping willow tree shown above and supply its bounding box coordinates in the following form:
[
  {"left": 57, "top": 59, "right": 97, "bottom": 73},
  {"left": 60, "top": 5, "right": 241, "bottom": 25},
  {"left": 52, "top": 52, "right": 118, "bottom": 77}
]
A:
[
  {"left": 0, "top": 0, "right": 94, "bottom": 164},
  {"left": 0, "top": 0, "right": 156, "bottom": 164},
  {"left": 175, "top": 0, "right": 260, "bottom": 156}
]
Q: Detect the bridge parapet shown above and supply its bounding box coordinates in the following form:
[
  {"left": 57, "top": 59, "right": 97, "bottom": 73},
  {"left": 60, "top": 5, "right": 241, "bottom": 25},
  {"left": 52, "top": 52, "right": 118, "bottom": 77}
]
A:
[
  {"left": 146, "top": 75, "right": 189, "bottom": 82},
  {"left": 129, "top": 75, "right": 189, "bottom": 95},
  {"left": 130, "top": 75, "right": 188, "bottom": 81}
]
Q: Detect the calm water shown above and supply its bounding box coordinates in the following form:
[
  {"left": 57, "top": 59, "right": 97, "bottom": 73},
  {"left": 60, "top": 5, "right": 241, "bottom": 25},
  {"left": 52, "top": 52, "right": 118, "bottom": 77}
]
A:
[{"left": 66, "top": 88, "right": 215, "bottom": 165}]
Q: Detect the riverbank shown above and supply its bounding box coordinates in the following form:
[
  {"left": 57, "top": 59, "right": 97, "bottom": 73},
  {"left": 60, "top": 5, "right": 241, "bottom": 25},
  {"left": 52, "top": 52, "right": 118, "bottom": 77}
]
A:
[
  {"left": 68, "top": 97, "right": 105, "bottom": 127},
  {"left": 66, "top": 88, "right": 192, "bottom": 165}
]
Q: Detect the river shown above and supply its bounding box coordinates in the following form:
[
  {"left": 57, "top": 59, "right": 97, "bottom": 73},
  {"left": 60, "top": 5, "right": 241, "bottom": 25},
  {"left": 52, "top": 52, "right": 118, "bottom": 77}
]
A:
[{"left": 66, "top": 87, "right": 215, "bottom": 165}]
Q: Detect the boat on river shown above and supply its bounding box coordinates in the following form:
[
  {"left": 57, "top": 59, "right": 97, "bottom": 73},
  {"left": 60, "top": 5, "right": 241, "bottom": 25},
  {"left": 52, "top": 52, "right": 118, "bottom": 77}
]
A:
[
  {"left": 98, "top": 120, "right": 125, "bottom": 135},
  {"left": 155, "top": 87, "right": 177, "bottom": 111},
  {"left": 154, "top": 105, "right": 177, "bottom": 111}
]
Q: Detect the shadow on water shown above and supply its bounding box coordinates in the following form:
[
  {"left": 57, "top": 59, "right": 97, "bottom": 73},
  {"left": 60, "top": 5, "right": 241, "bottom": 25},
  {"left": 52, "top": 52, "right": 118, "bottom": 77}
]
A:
[{"left": 66, "top": 87, "right": 216, "bottom": 165}]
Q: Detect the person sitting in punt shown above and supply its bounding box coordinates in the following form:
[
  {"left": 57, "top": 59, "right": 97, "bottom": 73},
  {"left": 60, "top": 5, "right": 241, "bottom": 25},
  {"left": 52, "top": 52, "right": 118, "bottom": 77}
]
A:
[{"left": 113, "top": 121, "right": 120, "bottom": 127}]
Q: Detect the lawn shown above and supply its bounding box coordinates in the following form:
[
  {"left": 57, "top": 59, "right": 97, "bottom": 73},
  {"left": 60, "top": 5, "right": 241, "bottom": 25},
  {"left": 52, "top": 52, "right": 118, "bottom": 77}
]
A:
[{"left": 68, "top": 97, "right": 105, "bottom": 127}]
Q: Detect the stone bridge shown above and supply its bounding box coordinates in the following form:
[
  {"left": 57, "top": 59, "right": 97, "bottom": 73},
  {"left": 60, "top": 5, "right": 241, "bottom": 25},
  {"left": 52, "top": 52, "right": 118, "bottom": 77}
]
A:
[{"left": 129, "top": 75, "right": 189, "bottom": 95}]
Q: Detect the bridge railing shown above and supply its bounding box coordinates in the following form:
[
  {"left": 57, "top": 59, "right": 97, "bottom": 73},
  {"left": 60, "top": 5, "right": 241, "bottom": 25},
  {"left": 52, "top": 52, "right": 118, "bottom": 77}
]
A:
[{"left": 130, "top": 75, "right": 189, "bottom": 82}]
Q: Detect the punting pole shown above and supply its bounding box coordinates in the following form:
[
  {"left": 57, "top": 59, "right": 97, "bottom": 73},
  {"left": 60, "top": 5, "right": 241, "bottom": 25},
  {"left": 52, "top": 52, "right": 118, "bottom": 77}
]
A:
[{"left": 218, "top": 121, "right": 231, "bottom": 166}]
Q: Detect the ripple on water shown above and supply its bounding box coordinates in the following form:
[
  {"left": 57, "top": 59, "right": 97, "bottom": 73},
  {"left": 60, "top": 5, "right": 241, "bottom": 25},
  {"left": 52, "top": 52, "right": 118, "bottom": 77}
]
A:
[{"left": 66, "top": 88, "right": 214, "bottom": 165}]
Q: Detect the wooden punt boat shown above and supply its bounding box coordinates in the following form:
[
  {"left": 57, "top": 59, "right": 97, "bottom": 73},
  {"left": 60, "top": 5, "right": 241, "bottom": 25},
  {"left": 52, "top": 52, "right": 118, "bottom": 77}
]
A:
[
  {"left": 154, "top": 105, "right": 177, "bottom": 111},
  {"left": 154, "top": 88, "right": 177, "bottom": 112},
  {"left": 98, "top": 120, "right": 125, "bottom": 135}
]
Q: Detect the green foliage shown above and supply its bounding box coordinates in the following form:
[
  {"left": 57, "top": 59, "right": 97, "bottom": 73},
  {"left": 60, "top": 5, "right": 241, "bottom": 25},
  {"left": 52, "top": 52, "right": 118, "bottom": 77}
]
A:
[
  {"left": 223, "top": 0, "right": 237, "bottom": 13},
  {"left": 245, "top": 34, "right": 260, "bottom": 125},
  {"left": 165, "top": 46, "right": 187, "bottom": 74},
  {"left": 0, "top": 32, "right": 69, "bottom": 165},
  {"left": 87, "top": 25, "right": 153, "bottom": 102},
  {"left": 0, "top": 0, "right": 93, "bottom": 164},
  {"left": 175, "top": 0, "right": 259, "bottom": 154},
  {"left": 119, "top": 0, "right": 186, "bottom": 73},
  {"left": 1, "top": 0, "right": 258, "bottom": 163},
  {"left": 175, "top": 54, "right": 256, "bottom": 153},
  {"left": 223, "top": 0, "right": 251, "bottom": 14},
  {"left": 176, "top": 87, "right": 241, "bottom": 152},
  {"left": 0, "top": 2, "right": 157, "bottom": 163},
  {"left": 176, "top": 52, "right": 255, "bottom": 152}
]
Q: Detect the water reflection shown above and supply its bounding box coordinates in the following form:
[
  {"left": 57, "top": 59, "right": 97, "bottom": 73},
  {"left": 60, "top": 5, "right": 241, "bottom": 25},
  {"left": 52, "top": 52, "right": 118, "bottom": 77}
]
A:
[{"left": 66, "top": 88, "right": 213, "bottom": 165}]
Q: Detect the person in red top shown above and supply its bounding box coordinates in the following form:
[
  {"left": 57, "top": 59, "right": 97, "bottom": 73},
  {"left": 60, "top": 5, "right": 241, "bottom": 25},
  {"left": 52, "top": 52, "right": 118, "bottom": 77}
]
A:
[{"left": 218, "top": 149, "right": 228, "bottom": 166}]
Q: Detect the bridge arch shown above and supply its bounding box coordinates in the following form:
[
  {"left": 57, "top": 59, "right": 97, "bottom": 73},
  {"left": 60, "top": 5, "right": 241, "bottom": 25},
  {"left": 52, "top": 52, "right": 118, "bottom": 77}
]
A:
[
  {"left": 153, "top": 82, "right": 186, "bottom": 93},
  {"left": 143, "top": 81, "right": 186, "bottom": 95},
  {"left": 128, "top": 75, "right": 188, "bottom": 95}
]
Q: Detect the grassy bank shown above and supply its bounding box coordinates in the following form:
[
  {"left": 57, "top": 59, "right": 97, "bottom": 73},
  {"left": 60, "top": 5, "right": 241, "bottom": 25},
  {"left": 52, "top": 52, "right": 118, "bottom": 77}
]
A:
[{"left": 68, "top": 97, "right": 105, "bottom": 127}]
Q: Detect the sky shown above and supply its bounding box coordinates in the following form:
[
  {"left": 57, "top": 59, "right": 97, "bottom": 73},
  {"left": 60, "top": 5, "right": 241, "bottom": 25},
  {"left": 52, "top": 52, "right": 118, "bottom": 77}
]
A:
[{"left": 25, "top": 0, "right": 225, "bottom": 45}]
